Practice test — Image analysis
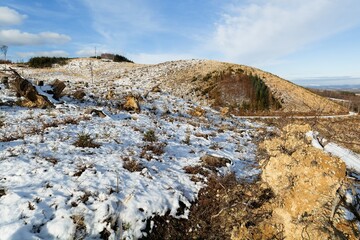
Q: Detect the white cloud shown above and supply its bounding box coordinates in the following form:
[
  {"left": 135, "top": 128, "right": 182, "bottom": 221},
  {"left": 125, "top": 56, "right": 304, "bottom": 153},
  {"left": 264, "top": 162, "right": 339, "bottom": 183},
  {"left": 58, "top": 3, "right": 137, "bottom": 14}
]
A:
[
  {"left": 0, "top": 29, "right": 71, "bottom": 46},
  {"left": 76, "top": 46, "right": 110, "bottom": 57},
  {"left": 80, "top": 0, "right": 161, "bottom": 43},
  {"left": 209, "top": 0, "right": 360, "bottom": 65},
  {"left": 16, "top": 50, "right": 69, "bottom": 58},
  {"left": 0, "top": 6, "right": 26, "bottom": 26}
]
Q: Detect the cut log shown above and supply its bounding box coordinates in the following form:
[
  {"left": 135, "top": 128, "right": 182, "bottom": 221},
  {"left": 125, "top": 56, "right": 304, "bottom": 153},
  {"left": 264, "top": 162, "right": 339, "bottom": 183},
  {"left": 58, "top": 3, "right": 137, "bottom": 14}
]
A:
[
  {"left": 73, "top": 90, "right": 86, "bottom": 100},
  {"left": 9, "top": 68, "right": 54, "bottom": 108},
  {"left": 50, "top": 79, "right": 65, "bottom": 100}
]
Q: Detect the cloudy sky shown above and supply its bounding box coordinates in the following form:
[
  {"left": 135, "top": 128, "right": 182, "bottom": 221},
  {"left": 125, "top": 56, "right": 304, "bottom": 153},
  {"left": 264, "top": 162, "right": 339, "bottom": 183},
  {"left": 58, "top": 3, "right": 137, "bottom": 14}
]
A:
[{"left": 1, "top": 0, "right": 360, "bottom": 86}]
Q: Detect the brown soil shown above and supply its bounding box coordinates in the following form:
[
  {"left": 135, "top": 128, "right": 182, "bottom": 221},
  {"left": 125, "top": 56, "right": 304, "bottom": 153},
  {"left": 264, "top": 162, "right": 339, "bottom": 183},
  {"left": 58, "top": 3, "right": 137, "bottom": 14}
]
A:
[
  {"left": 143, "top": 123, "right": 359, "bottom": 240},
  {"left": 142, "top": 174, "right": 279, "bottom": 240},
  {"left": 259, "top": 124, "right": 357, "bottom": 239}
]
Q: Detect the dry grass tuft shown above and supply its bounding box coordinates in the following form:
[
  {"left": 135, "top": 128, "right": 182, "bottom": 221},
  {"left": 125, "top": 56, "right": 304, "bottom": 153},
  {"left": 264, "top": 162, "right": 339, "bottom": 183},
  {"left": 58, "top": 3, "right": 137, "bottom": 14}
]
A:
[
  {"left": 143, "top": 130, "right": 157, "bottom": 142},
  {"left": 123, "top": 159, "right": 144, "bottom": 172},
  {"left": 73, "top": 132, "right": 100, "bottom": 148}
]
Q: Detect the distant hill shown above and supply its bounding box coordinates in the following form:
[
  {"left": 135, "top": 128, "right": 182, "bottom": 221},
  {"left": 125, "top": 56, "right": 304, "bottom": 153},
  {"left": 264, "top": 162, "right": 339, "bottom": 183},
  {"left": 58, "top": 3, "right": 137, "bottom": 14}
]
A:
[{"left": 306, "top": 84, "right": 360, "bottom": 92}]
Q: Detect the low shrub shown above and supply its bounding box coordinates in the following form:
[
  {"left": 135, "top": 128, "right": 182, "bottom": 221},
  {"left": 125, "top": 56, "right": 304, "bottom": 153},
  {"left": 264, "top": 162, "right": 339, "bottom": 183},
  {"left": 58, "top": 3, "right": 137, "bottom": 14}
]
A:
[
  {"left": 143, "top": 130, "right": 157, "bottom": 142},
  {"left": 123, "top": 159, "right": 144, "bottom": 172},
  {"left": 73, "top": 133, "right": 100, "bottom": 148}
]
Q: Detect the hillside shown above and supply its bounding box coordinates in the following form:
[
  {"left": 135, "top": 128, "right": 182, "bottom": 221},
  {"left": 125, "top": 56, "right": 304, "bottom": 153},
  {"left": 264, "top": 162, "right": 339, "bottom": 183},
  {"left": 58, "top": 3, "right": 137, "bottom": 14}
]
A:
[
  {"left": 157, "top": 60, "right": 348, "bottom": 115},
  {"left": 0, "top": 59, "right": 358, "bottom": 239},
  {"left": 13, "top": 58, "right": 347, "bottom": 115}
]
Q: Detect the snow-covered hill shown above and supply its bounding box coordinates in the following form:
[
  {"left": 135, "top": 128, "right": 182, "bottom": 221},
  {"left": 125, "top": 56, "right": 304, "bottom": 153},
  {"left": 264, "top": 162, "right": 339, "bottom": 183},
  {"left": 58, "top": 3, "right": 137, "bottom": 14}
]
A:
[
  {"left": 0, "top": 61, "right": 261, "bottom": 239},
  {"left": 0, "top": 59, "right": 358, "bottom": 239}
]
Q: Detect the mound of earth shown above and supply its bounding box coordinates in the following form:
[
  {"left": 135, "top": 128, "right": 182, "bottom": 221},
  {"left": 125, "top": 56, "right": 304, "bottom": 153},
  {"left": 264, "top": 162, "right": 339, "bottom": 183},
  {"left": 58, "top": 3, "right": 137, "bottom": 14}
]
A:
[{"left": 160, "top": 60, "right": 348, "bottom": 115}]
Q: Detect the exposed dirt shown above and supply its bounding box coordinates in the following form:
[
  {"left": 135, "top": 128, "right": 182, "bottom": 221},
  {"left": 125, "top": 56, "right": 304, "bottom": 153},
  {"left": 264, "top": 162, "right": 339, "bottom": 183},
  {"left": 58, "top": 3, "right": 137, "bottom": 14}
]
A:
[
  {"left": 142, "top": 174, "right": 280, "bottom": 240},
  {"left": 144, "top": 123, "right": 359, "bottom": 240},
  {"left": 258, "top": 123, "right": 358, "bottom": 240}
]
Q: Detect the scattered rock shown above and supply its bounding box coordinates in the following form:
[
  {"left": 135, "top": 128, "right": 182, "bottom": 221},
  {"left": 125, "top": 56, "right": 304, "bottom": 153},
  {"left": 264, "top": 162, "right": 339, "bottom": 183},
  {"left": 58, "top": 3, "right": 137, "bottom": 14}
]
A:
[
  {"left": 1, "top": 76, "right": 9, "bottom": 88},
  {"left": 123, "top": 95, "right": 140, "bottom": 112},
  {"left": 151, "top": 85, "right": 161, "bottom": 93}
]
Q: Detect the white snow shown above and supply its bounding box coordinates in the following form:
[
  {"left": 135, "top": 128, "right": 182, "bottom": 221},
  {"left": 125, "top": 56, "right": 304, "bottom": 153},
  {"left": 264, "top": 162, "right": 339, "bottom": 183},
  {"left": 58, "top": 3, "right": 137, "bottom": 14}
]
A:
[
  {"left": 324, "top": 143, "right": 360, "bottom": 173},
  {"left": 307, "top": 131, "right": 360, "bottom": 172},
  {"left": 0, "top": 59, "right": 261, "bottom": 239}
]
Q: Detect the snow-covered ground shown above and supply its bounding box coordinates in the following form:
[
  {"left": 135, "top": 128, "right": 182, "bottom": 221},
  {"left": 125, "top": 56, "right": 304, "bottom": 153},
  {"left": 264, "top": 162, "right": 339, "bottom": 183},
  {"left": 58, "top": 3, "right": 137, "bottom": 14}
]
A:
[
  {"left": 0, "top": 60, "right": 261, "bottom": 239},
  {"left": 307, "top": 131, "right": 360, "bottom": 173}
]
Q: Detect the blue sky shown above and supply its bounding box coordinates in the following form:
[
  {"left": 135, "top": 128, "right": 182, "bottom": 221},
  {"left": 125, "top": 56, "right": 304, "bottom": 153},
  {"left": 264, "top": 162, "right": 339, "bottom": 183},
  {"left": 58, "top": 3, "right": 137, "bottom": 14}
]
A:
[{"left": 1, "top": 0, "right": 360, "bottom": 86}]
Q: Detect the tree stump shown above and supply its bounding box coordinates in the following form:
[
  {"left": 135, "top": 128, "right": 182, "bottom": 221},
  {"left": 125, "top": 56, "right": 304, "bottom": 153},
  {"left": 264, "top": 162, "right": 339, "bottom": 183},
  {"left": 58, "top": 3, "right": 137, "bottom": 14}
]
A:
[{"left": 9, "top": 68, "right": 53, "bottom": 108}]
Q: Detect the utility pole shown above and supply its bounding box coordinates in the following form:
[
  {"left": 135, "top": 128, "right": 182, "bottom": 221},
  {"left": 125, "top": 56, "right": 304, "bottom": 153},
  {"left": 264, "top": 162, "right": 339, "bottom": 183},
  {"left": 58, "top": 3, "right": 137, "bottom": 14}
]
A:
[
  {"left": 95, "top": 47, "right": 97, "bottom": 58},
  {"left": 90, "top": 61, "right": 94, "bottom": 84},
  {"left": 1, "top": 45, "right": 8, "bottom": 71}
]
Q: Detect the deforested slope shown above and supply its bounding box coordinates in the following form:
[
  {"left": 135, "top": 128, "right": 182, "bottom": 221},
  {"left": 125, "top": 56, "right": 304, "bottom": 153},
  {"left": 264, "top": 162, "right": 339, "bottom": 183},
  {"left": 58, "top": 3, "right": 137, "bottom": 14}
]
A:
[{"left": 160, "top": 60, "right": 348, "bottom": 115}]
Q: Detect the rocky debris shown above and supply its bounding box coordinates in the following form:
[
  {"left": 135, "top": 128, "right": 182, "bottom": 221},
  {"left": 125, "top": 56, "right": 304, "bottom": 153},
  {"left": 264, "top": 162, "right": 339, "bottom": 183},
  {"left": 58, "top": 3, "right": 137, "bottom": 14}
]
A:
[
  {"left": 73, "top": 90, "right": 86, "bottom": 100},
  {"left": 9, "top": 68, "right": 54, "bottom": 108},
  {"left": 143, "top": 84, "right": 162, "bottom": 99},
  {"left": 151, "top": 85, "right": 161, "bottom": 93},
  {"left": 123, "top": 95, "right": 140, "bottom": 112},
  {"left": 254, "top": 124, "right": 357, "bottom": 240}
]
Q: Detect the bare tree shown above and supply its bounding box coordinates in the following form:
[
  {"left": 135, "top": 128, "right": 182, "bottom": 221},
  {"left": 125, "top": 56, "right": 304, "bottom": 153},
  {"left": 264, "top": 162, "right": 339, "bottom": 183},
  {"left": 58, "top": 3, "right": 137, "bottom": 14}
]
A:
[{"left": 1, "top": 45, "right": 8, "bottom": 70}]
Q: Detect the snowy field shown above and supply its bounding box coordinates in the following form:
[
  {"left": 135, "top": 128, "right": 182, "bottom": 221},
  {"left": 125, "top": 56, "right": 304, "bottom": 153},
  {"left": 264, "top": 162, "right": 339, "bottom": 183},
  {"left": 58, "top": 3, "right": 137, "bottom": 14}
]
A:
[{"left": 0, "top": 60, "right": 261, "bottom": 239}]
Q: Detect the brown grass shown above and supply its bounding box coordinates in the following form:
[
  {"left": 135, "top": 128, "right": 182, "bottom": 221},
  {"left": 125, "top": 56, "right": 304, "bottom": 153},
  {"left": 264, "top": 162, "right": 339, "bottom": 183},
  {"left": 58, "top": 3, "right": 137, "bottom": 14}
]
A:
[
  {"left": 73, "top": 133, "right": 100, "bottom": 148},
  {"left": 123, "top": 159, "right": 144, "bottom": 172}
]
